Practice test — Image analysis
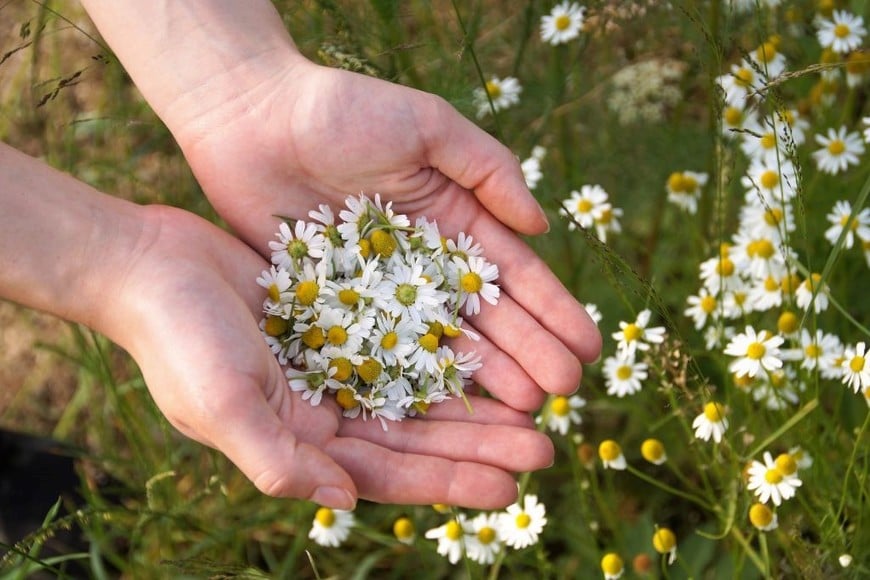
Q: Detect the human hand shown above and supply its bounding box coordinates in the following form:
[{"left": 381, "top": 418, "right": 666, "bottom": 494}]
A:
[
  {"left": 170, "top": 58, "right": 602, "bottom": 412},
  {"left": 113, "top": 204, "right": 555, "bottom": 509}
]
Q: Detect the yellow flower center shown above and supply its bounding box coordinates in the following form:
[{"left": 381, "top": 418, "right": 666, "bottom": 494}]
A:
[
  {"left": 764, "top": 207, "right": 783, "bottom": 226},
  {"left": 764, "top": 276, "right": 779, "bottom": 292},
  {"left": 358, "top": 238, "right": 372, "bottom": 259},
  {"left": 577, "top": 198, "right": 593, "bottom": 213},
  {"left": 295, "top": 280, "right": 320, "bottom": 306},
  {"left": 616, "top": 365, "right": 633, "bottom": 380},
  {"left": 760, "top": 133, "right": 777, "bottom": 150},
  {"left": 653, "top": 528, "right": 677, "bottom": 554},
  {"left": 735, "top": 67, "right": 754, "bottom": 87},
  {"left": 555, "top": 14, "right": 572, "bottom": 31},
  {"left": 393, "top": 517, "right": 415, "bottom": 541},
  {"left": 395, "top": 283, "right": 418, "bottom": 306},
  {"left": 746, "top": 341, "right": 766, "bottom": 360},
  {"left": 764, "top": 468, "right": 783, "bottom": 484},
  {"left": 301, "top": 326, "right": 326, "bottom": 349},
  {"left": 427, "top": 321, "right": 444, "bottom": 338},
  {"left": 264, "top": 316, "right": 289, "bottom": 337},
  {"left": 834, "top": 23, "right": 851, "bottom": 39},
  {"left": 778, "top": 311, "right": 798, "bottom": 335},
  {"left": 515, "top": 513, "right": 531, "bottom": 529},
  {"left": 622, "top": 323, "right": 642, "bottom": 342},
  {"left": 850, "top": 355, "right": 866, "bottom": 373},
  {"left": 329, "top": 357, "right": 353, "bottom": 382},
  {"left": 667, "top": 172, "right": 685, "bottom": 192},
  {"left": 749, "top": 503, "right": 774, "bottom": 528},
  {"left": 419, "top": 332, "right": 440, "bottom": 353},
  {"left": 551, "top": 396, "right": 571, "bottom": 416},
  {"left": 478, "top": 526, "right": 496, "bottom": 544},
  {"left": 703, "top": 402, "right": 725, "bottom": 422},
  {"left": 413, "top": 400, "right": 431, "bottom": 414},
  {"left": 338, "top": 288, "right": 360, "bottom": 306},
  {"left": 369, "top": 229, "right": 396, "bottom": 258},
  {"left": 599, "top": 440, "right": 622, "bottom": 462},
  {"left": 805, "top": 343, "right": 821, "bottom": 358},
  {"left": 601, "top": 553, "right": 624, "bottom": 576},
  {"left": 775, "top": 453, "right": 798, "bottom": 475},
  {"left": 827, "top": 139, "right": 846, "bottom": 156},
  {"left": 356, "top": 358, "right": 383, "bottom": 384},
  {"left": 445, "top": 520, "right": 463, "bottom": 541},
  {"left": 724, "top": 106, "right": 743, "bottom": 126},
  {"left": 461, "top": 272, "right": 484, "bottom": 294},
  {"left": 327, "top": 325, "right": 348, "bottom": 346},
  {"left": 759, "top": 170, "right": 780, "bottom": 190},
  {"left": 336, "top": 388, "right": 359, "bottom": 410},
  {"left": 443, "top": 324, "right": 463, "bottom": 339},
  {"left": 840, "top": 214, "right": 859, "bottom": 230},
  {"left": 485, "top": 80, "right": 502, "bottom": 99},
  {"left": 700, "top": 295, "right": 717, "bottom": 313},
  {"left": 641, "top": 439, "right": 665, "bottom": 463},
  {"left": 780, "top": 274, "right": 800, "bottom": 294},
  {"left": 755, "top": 41, "right": 778, "bottom": 63},
  {"left": 267, "top": 283, "right": 281, "bottom": 303},
  {"left": 596, "top": 208, "right": 613, "bottom": 224},
  {"left": 286, "top": 239, "right": 309, "bottom": 260},
  {"left": 716, "top": 257, "right": 735, "bottom": 277},
  {"left": 315, "top": 507, "right": 336, "bottom": 527},
  {"left": 380, "top": 331, "right": 398, "bottom": 350}
]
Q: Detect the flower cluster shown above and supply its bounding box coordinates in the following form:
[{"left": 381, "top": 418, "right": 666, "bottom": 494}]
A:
[
  {"left": 607, "top": 58, "right": 687, "bottom": 125},
  {"left": 559, "top": 184, "right": 624, "bottom": 243},
  {"left": 257, "top": 194, "right": 499, "bottom": 427}
]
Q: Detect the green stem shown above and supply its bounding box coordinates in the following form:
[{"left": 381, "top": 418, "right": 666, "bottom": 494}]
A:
[
  {"left": 625, "top": 464, "right": 714, "bottom": 511},
  {"left": 746, "top": 398, "right": 819, "bottom": 459}
]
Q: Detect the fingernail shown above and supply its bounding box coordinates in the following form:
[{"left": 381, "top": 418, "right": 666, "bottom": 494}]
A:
[
  {"left": 537, "top": 205, "right": 551, "bottom": 233},
  {"left": 311, "top": 486, "right": 357, "bottom": 510}
]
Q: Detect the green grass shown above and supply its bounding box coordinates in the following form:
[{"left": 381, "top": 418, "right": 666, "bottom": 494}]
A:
[{"left": 2, "top": 0, "right": 869, "bottom": 578}]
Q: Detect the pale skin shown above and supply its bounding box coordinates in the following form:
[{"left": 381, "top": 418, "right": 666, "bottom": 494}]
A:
[{"left": 2, "top": 1, "right": 601, "bottom": 510}]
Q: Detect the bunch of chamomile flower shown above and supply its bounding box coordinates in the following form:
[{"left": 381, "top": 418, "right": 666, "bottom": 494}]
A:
[{"left": 256, "top": 194, "right": 499, "bottom": 429}]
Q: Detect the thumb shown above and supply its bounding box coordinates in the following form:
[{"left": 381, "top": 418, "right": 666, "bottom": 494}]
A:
[
  {"left": 209, "top": 395, "right": 358, "bottom": 509},
  {"left": 419, "top": 96, "right": 549, "bottom": 235}
]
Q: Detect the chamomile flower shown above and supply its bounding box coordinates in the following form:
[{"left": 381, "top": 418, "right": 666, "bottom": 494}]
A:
[
  {"left": 652, "top": 527, "right": 678, "bottom": 565},
  {"left": 749, "top": 503, "right": 779, "bottom": 531},
  {"left": 601, "top": 553, "right": 625, "bottom": 580},
  {"left": 746, "top": 451, "right": 802, "bottom": 506},
  {"left": 309, "top": 507, "right": 355, "bottom": 547},
  {"left": 269, "top": 220, "right": 327, "bottom": 272},
  {"left": 692, "top": 402, "right": 729, "bottom": 443},
  {"left": 599, "top": 440, "right": 627, "bottom": 470},
  {"left": 584, "top": 302, "right": 603, "bottom": 325},
  {"left": 812, "top": 126, "right": 865, "bottom": 175},
  {"left": 825, "top": 200, "right": 870, "bottom": 249},
  {"left": 465, "top": 512, "right": 503, "bottom": 565},
  {"left": 425, "top": 517, "right": 466, "bottom": 564},
  {"left": 474, "top": 76, "right": 522, "bottom": 118},
  {"left": 724, "top": 326, "right": 784, "bottom": 378},
  {"left": 640, "top": 438, "right": 667, "bottom": 465},
  {"left": 716, "top": 59, "right": 766, "bottom": 108},
  {"left": 521, "top": 153, "right": 544, "bottom": 190},
  {"left": 751, "top": 39, "right": 787, "bottom": 79},
  {"left": 795, "top": 273, "right": 830, "bottom": 313},
  {"left": 741, "top": 158, "right": 799, "bottom": 205},
  {"left": 699, "top": 251, "right": 742, "bottom": 293},
  {"left": 540, "top": 1, "right": 585, "bottom": 45},
  {"left": 785, "top": 328, "right": 843, "bottom": 379},
  {"left": 451, "top": 255, "right": 500, "bottom": 316},
  {"left": 257, "top": 265, "right": 293, "bottom": 313},
  {"left": 499, "top": 495, "right": 547, "bottom": 549},
  {"left": 740, "top": 115, "right": 790, "bottom": 162},
  {"left": 392, "top": 516, "right": 416, "bottom": 545},
  {"left": 594, "top": 205, "right": 623, "bottom": 243},
  {"left": 603, "top": 351, "right": 648, "bottom": 397},
  {"left": 666, "top": 170, "right": 708, "bottom": 214},
  {"left": 817, "top": 10, "right": 867, "bottom": 54},
  {"left": 841, "top": 341, "right": 870, "bottom": 393},
  {"left": 561, "top": 184, "right": 611, "bottom": 230},
  {"left": 612, "top": 309, "right": 666, "bottom": 355},
  {"left": 380, "top": 260, "right": 447, "bottom": 325},
  {"left": 543, "top": 394, "right": 586, "bottom": 435}
]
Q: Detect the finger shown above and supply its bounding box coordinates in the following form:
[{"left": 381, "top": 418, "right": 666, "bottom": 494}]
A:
[
  {"left": 336, "top": 415, "right": 553, "bottom": 473},
  {"left": 415, "top": 395, "right": 536, "bottom": 428},
  {"left": 416, "top": 96, "right": 548, "bottom": 236},
  {"left": 326, "top": 438, "right": 521, "bottom": 509}
]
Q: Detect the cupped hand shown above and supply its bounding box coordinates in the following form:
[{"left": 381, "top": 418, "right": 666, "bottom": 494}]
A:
[
  {"left": 114, "top": 204, "right": 554, "bottom": 509},
  {"left": 171, "top": 58, "right": 602, "bottom": 410}
]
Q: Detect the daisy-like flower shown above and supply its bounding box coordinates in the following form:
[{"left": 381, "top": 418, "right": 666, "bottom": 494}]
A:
[
  {"left": 540, "top": 1, "right": 585, "bottom": 45},
  {"left": 746, "top": 451, "right": 802, "bottom": 506},
  {"left": 749, "top": 503, "right": 778, "bottom": 532},
  {"left": 716, "top": 59, "right": 767, "bottom": 109},
  {"left": 542, "top": 394, "right": 586, "bottom": 435},
  {"left": 812, "top": 126, "right": 865, "bottom": 175},
  {"left": 783, "top": 328, "right": 843, "bottom": 379},
  {"left": 724, "top": 326, "right": 784, "bottom": 378},
  {"left": 561, "top": 184, "right": 611, "bottom": 230},
  {"left": 640, "top": 438, "right": 667, "bottom": 465},
  {"left": 451, "top": 255, "right": 500, "bottom": 316},
  {"left": 425, "top": 516, "right": 466, "bottom": 564},
  {"left": 825, "top": 200, "right": 870, "bottom": 249},
  {"left": 612, "top": 309, "right": 666, "bottom": 356},
  {"left": 602, "top": 351, "right": 648, "bottom": 397},
  {"left": 666, "top": 170, "right": 708, "bottom": 214},
  {"left": 652, "top": 527, "right": 678, "bottom": 565},
  {"left": 594, "top": 205, "right": 623, "bottom": 243},
  {"left": 257, "top": 265, "right": 293, "bottom": 314},
  {"left": 864, "top": 116, "right": 870, "bottom": 144},
  {"left": 817, "top": 10, "right": 867, "bottom": 54},
  {"left": 748, "top": 274, "right": 784, "bottom": 312},
  {"left": 730, "top": 229, "right": 786, "bottom": 280},
  {"left": 750, "top": 39, "right": 787, "bottom": 80},
  {"left": 309, "top": 507, "right": 355, "bottom": 547},
  {"left": 721, "top": 104, "right": 753, "bottom": 138},
  {"left": 699, "top": 249, "right": 742, "bottom": 294},
  {"left": 601, "top": 553, "right": 625, "bottom": 580},
  {"left": 521, "top": 150, "right": 544, "bottom": 190},
  {"left": 692, "top": 402, "right": 729, "bottom": 443},
  {"left": 499, "top": 495, "right": 547, "bottom": 549},
  {"left": 739, "top": 198, "right": 795, "bottom": 242},
  {"left": 795, "top": 273, "right": 830, "bottom": 313},
  {"left": 474, "top": 76, "right": 522, "bottom": 118},
  {"left": 465, "top": 512, "right": 503, "bottom": 565},
  {"left": 741, "top": 158, "right": 799, "bottom": 205},
  {"left": 269, "top": 220, "right": 327, "bottom": 273},
  {"left": 739, "top": 115, "right": 790, "bottom": 163},
  {"left": 584, "top": 302, "right": 603, "bottom": 325},
  {"left": 379, "top": 259, "right": 447, "bottom": 325},
  {"left": 392, "top": 516, "right": 415, "bottom": 545},
  {"left": 598, "top": 440, "right": 627, "bottom": 470},
  {"left": 841, "top": 341, "right": 870, "bottom": 393}
]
